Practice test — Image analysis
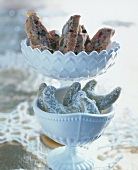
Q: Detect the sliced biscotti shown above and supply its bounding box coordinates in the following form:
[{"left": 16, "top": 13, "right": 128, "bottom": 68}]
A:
[
  {"left": 59, "top": 15, "right": 80, "bottom": 54},
  {"left": 49, "top": 30, "right": 60, "bottom": 51},
  {"left": 25, "top": 13, "right": 116, "bottom": 54},
  {"left": 85, "top": 28, "right": 115, "bottom": 54},
  {"left": 62, "top": 15, "right": 81, "bottom": 35},
  {"left": 59, "top": 32, "right": 78, "bottom": 54},
  {"left": 74, "top": 33, "right": 88, "bottom": 54},
  {"left": 26, "top": 12, "right": 52, "bottom": 47},
  {"left": 31, "top": 44, "right": 54, "bottom": 53},
  {"left": 80, "top": 25, "right": 91, "bottom": 47},
  {"left": 81, "top": 25, "right": 88, "bottom": 33},
  {"left": 74, "top": 24, "right": 91, "bottom": 54}
]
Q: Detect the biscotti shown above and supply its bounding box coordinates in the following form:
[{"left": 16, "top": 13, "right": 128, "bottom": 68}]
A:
[
  {"left": 26, "top": 12, "right": 52, "bottom": 47},
  {"left": 62, "top": 15, "right": 81, "bottom": 35},
  {"left": 25, "top": 12, "right": 115, "bottom": 54},
  {"left": 59, "top": 32, "right": 78, "bottom": 54},
  {"left": 85, "top": 28, "right": 115, "bottom": 53},
  {"left": 59, "top": 15, "right": 81, "bottom": 53},
  {"left": 49, "top": 30, "right": 60, "bottom": 51},
  {"left": 74, "top": 33, "right": 88, "bottom": 53},
  {"left": 74, "top": 24, "right": 90, "bottom": 53},
  {"left": 31, "top": 44, "right": 54, "bottom": 53}
]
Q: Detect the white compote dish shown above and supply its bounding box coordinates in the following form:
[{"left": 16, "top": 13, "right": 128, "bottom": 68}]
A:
[
  {"left": 33, "top": 87, "right": 115, "bottom": 170},
  {"left": 21, "top": 38, "right": 120, "bottom": 81}
]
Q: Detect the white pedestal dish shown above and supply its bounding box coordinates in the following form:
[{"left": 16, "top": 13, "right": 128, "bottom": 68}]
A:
[{"left": 33, "top": 87, "right": 115, "bottom": 170}]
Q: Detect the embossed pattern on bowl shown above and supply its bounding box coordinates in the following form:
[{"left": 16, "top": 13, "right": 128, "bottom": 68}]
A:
[{"left": 21, "top": 38, "right": 120, "bottom": 80}]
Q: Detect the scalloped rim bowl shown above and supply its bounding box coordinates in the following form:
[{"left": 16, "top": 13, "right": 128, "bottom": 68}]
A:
[{"left": 21, "top": 38, "right": 120, "bottom": 80}]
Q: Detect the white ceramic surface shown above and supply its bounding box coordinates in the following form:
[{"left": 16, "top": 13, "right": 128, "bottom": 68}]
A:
[
  {"left": 33, "top": 87, "right": 115, "bottom": 170},
  {"left": 21, "top": 38, "right": 120, "bottom": 81}
]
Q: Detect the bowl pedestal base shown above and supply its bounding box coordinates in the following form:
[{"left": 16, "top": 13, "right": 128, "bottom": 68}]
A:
[{"left": 46, "top": 146, "right": 94, "bottom": 170}]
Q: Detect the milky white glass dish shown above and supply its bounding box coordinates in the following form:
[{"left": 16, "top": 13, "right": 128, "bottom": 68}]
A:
[
  {"left": 21, "top": 38, "right": 120, "bottom": 81},
  {"left": 33, "top": 87, "right": 115, "bottom": 170}
]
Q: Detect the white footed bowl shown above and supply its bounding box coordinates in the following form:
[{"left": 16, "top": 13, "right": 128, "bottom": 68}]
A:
[
  {"left": 33, "top": 87, "right": 115, "bottom": 170},
  {"left": 34, "top": 100, "right": 114, "bottom": 147},
  {"left": 21, "top": 38, "right": 120, "bottom": 81}
]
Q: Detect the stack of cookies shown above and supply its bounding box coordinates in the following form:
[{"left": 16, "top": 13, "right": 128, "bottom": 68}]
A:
[{"left": 26, "top": 12, "right": 115, "bottom": 54}]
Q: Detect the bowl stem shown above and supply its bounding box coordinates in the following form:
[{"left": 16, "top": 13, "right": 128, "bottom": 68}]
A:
[{"left": 46, "top": 146, "right": 94, "bottom": 170}]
